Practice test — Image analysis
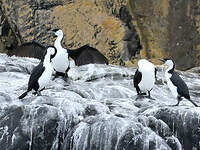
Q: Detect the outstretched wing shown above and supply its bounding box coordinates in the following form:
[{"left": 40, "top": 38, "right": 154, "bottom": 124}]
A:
[{"left": 68, "top": 45, "right": 108, "bottom": 66}]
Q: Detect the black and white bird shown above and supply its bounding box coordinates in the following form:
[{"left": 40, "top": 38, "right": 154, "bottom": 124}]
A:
[
  {"left": 52, "top": 29, "right": 70, "bottom": 79},
  {"left": 52, "top": 28, "right": 108, "bottom": 66},
  {"left": 19, "top": 46, "right": 57, "bottom": 99},
  {"left": 159, "top": 58, "right": 198, "bottom": 107},
  {"left": 134, "top": 59, "right": 157, "bottom": 98}
]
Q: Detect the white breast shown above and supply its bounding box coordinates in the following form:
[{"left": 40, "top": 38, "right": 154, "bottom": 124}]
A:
[
  {"left": 138, "top": 68, "right": 155, "bottom": 92},
  {"left": 52, "top": 49, "right": 69, "bottom": 73},
  {"left": 38, "top": 64, "right": 53, "bottom": 90},
  {"left": 165, "top": 72, "right": 178, "bottom": 97}
]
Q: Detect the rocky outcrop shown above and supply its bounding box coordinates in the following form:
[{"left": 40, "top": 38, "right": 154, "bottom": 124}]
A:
[
  {"left": 0, "top": 54, "right": 200, "bottom": 149},
  {"left": 0, "top": 8, "right": 18, "bottom": 53},
  {"left": 129, "top": 0, "right": 200, "bottom": 70},
  {"left": 0, "top": 0, "right": 142, "bottom": 66},
  {"left": 2, "top": 0, "right": 200, "bottom": 69}
]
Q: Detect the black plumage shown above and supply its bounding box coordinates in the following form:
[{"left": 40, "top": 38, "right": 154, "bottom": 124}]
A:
[
  {"left": 133, "top": 69, "right": 142, "bottom": 95},
  {"left": 170, "top": 72, "right": 198, "bottom": 107},
  {"left": 19, "top": 46, "right": 56, "bottom": 99},
  {"left": 7, "top": 41, "right": 46, "bottom": 59},
  {"left": 170, "top": 72, "right": 190, "bottom": 99},
  {"left": 133, "top": 59, "right": 157, "bottom": 97},
  {"left": 159, "top": 58, "right": 198, "bottom": 107},
  {"left": 19, "top": 62, "right": 45, "bottom": 99},
  {"left": 68, "top": 45, "right": 108, "bottom": 66}
]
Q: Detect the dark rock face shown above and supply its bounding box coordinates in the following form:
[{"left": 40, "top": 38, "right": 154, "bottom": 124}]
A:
[
  {"left": 0, "top": 54, "right": 200, "bottom": 150},
  {"left": 168, "top": 0, "right": 200, "bottom": 70},
  {"left": 0, "top": 9, "right": 18, "bottom": 52},
  {"left": 119, "top": 6, "right": 143, "bottom": 64},
  {"left": 0, "top": 104, "right": 60, "bottom": 150},
  {"left": 152, "top": 107, "right": 200, "bottom": 150},
  {"left": 1, "top": 0, "right": 65, "bottom": 44},
  {"left": 128, "top": 0, "right": 200, "bottom": 70}
]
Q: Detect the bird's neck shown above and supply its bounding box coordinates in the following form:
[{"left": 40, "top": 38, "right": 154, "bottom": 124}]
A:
[
  {"left": 54, "top": 34, "right": 63, "bottom": 51},
  {"left": 166, "top": 64, "right": 175, "bottom": 74},
  {"left": 43, "top": 53, "right": 51, "bottom": 67}
]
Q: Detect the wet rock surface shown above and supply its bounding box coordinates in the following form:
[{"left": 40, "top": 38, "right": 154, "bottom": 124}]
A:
[{"left": 0, "top": 54, "right": 200, "bottom": 150}]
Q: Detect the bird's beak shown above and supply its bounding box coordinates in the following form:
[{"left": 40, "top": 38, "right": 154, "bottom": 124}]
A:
[{"left": 158, "top": 58, "right": 165, "bottom": 63}]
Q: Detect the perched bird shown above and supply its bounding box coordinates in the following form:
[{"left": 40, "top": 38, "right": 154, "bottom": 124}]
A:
[
  {"left": 52, "top": 29, "right": 70, "bottom": 79},
  {"left": 159, "top": 58, "right": 198, "bottom": 107},
  {"left": 19, "top": 46, "right": 57, "bottom": 99},
  {"left": 134, "top": 59, "right": 157, "bottom": 98},
  {"left": 52, "top": 28, "right": 108, "bottom": 66}
]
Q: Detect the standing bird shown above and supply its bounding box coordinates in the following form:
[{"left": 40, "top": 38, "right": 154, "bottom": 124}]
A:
[
  {"left": 52, "top": 28, "right": 108, "bottom": 66},
  {"left": 19, "top": 46, "right": 57, "bottom": 99},
  {"left": 52, "top": 29, "right": 70, "bottom": 80},
  {"left": 159, "top": 58, "right": 198, "bottom": 107},
  {"left": 134, "top": 59, "right": 157, "bottom": 98}
]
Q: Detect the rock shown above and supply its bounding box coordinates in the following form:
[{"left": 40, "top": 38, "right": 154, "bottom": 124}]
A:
[
  {"left": 0, "top": 0, "right": 141, "bottom": 66},
  {"left": 0, "top": 8, "right": 18, "bottom": 53},
  {"left": 0, "top": 49, "right": 200, "bottom": 149},
  {"left": 187, "top": 67, "right": 200, "bottom": 74},
  {"left": 2, "top": 0, "right": 200, "bottom": 70},
  {"left": 128, "top": 0, "right": 200, "bottom": 70},
  {"left": 148, "top": 107, "right": 200, "bottom": 150},
  {"left": 84, "top": 102, "right": 110, "bottom": 116}
]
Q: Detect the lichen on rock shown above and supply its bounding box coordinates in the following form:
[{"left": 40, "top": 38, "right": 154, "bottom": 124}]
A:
[{"left": 0, "top": 0, "right": 142, "bottom": 66}]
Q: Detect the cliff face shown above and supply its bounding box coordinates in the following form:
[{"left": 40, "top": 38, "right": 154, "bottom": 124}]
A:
[
  {"left": 0, "top": 0, "right": 141, "bottom": 65},
  {"left": 1, "top": 0, "right": 200, "bottom": 69},
  {"left": 129, "top": 0, "right": 200, "bottom": 70}
]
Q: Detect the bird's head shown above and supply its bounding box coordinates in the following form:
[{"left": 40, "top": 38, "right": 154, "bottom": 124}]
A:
[
  {"left": 52, "top": 29, "right": 63, "bottom": 37},
  {"left": 159, "top": 58, "right": 174, "bottom": 67}
]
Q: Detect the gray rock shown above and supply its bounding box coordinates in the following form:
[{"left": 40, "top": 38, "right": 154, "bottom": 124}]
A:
[{"left": 0, "top": 54, "right": 200, "bottom": 149}]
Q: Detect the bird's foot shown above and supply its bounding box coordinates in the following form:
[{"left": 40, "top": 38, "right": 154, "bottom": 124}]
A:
[
  {"left": 32, "top": 91, "right": 37, "bottom": 95},
  {"left": 52, "top": 75, "right": 58, "bottom": 81},
  {"left": 140, "top": 93, "right": 147, "bottom": 96},
  {"left": 63, "top": 76, "right": 69, "bottom": 82},
  {"left": 135, "top": 95, "right": 146, "bottom": 100},
  {"left": 37, "top": 91, "right": 42, "bottom": 96},
  {"left": 147, "top": 96, "right": 155, "bottom": 100},
  {"left": 168, "top": 104, "right": 179, "bottom": 107}
]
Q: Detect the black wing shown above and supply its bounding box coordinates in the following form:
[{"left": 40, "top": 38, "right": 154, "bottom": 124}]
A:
[
  {"left": 28, "top": 62, "right": 45, "bottom": 91},
  {"left": 170, "top": 72, "right": 190, "bottom": 99},
  {"left": 133, "top": 69, "right": 142, "bottom": 94},
  {"left": 68, "top": 45, "right": 108, "bottom": 66},
  {"left": 155, "top": 68, "right": 158, "bottom": 79},
  {"left": 8, "top": 41, "right": 46, "bottom": 60}
]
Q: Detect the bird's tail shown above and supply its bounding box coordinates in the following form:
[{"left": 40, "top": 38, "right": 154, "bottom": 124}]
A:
[
  {"left": 18, "top": 90, "right": 29, "bottom": 99},
  {"left": 189, "top": 99, "right": 198, "bottom": 107}
]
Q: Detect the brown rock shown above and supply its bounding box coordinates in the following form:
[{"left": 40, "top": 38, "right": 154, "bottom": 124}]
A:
[
  {"left": 0, "top": 0, "right": 141, "bottom": 66},
  {"left": 129, "top": 0, "right": 200, "bottom": 70},
  {"left": 51, "top": 0, "right": 141, "bottom": 65}
]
